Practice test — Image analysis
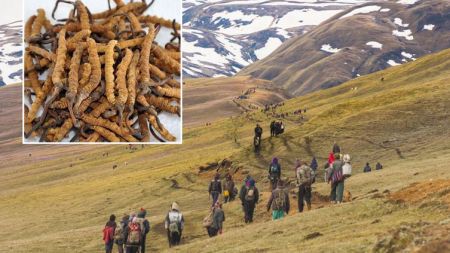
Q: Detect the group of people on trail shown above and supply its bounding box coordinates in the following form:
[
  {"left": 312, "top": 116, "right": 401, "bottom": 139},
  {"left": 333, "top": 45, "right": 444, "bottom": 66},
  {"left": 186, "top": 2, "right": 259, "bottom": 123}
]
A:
[
  {"left": 103, "top": 208, "right": 151, "bottom": 253},
  {"left": 270, "top": 121, "right": 285, "bottom": 136},
  {"left": 103, "top": 204, "right": 185, "bottom": 252},
  {"left": 363, "top": 162, "right": 383, "bottom": 173}
]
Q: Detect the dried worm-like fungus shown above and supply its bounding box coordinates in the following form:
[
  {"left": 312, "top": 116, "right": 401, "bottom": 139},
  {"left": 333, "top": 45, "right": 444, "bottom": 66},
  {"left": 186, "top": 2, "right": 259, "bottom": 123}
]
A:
[{"left": 24, "top": 0, "right": 180, "bottom": 142}]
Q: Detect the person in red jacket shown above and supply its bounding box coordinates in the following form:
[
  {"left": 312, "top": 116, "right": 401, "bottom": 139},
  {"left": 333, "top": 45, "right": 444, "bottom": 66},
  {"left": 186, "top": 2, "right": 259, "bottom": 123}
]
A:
[{"left": 103, "top": 214, "right": 117, "bottom": 253}]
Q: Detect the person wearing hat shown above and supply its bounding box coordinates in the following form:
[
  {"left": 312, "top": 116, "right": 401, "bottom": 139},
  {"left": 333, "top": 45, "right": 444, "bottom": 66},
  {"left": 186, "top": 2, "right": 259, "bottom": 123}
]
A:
[
  {"left": 267, "top": 180, "right": 290, "bottom": 220},
  {"left": 165, "top": 202, "right": 184, "bottom": 247},
  {"left": 208, "top": 201, "right": 225, "bottom": 237}
]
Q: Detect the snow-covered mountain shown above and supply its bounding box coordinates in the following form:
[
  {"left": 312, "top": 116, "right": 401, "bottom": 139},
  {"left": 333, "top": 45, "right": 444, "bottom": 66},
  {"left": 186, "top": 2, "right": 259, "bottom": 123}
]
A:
[
  {"left": 240, "top": 0, "right": 450, "bottom": 95},
  {"left": 0, "top": 21, "right": 22, "bottom": 86},
  {"left": 182, "top": 0, "right": 376, "bottom": 78}
]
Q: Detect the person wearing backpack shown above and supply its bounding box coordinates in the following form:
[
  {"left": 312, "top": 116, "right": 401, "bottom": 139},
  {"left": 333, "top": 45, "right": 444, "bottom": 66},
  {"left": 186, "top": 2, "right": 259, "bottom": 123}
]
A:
[
  {"left": 208, "top": 201, "right": 225, "bottom": 237},
  {"left": 239, "top": 178, "right": 259, "bottom": 223},
  {"left": 267, "top": 180, "right": 290, "bottom": 220},
  {"left": 114, "top": 214, "right": 129, "bottom": 253},
  {"left": 134, "top": 208, "right": 150, "bottom": 253},
  {"left": 165, "top": 202, "right": 184, "bottom": 247},
  {"left": 208, "top": 174, "right": 222, "bottom": 207},
  {"left": 224, "top": 174, "right": 235, "bottom": 203},
  {"left": 270, "top": 121, "right": 275, "bottom": 137},
  {"left": 296, "top": 160, "right": 313, "bottom": 212},
  {"left": 124, "top": 217, "right": 141, "bottom": 253},
  {"left": 268, "top": 157, "right": 281, "bottom": 191},
  {"left": 329, "top": 154, "right": 345, "bottom": 204},
  {"left": 103, "top": 214, "right": 117, "bottom": 253}
]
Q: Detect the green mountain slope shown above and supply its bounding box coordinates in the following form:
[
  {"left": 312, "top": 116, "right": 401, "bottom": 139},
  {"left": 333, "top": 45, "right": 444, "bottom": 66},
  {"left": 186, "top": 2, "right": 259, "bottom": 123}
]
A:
[{"left": 0, "top": 49, "right": 449, "bottom": 252}]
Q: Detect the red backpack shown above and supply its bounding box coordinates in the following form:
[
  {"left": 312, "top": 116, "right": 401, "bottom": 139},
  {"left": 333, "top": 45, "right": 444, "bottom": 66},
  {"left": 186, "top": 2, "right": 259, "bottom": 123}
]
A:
[{"left": 103, "top": 226, "right": 114, "bottom": 243}]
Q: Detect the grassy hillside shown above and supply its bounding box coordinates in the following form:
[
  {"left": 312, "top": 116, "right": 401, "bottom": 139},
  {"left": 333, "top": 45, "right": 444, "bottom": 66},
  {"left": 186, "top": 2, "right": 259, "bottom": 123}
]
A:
[{"left": 0, "top": 48, "right": 449, "bottom": 252}]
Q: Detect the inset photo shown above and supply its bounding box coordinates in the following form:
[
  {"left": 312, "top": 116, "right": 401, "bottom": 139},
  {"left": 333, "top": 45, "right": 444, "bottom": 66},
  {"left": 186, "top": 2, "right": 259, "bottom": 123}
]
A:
[{"left": 23, "top": 0, "right": 181, "bottom": 143}]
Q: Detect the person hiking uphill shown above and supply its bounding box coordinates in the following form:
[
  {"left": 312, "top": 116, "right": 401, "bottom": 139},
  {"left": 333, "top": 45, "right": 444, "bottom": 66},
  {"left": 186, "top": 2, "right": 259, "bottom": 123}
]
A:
[
  {"left": 124, "top": 217, "right": 141, "bottom": 253},
  {"left": 310, "top": 157, "right": 318, "bottom": 184},
  {"left": 207, "top": 202, "right": 225, "bottom": 237},
  {"left": 208, "top": 174, "right": 222, "bottom": 206},
  {"left": 296, "top": 160, "right": 313, "bottom": 212},
  {"left": 114, "top": 214, "right": 129, "bottom": 253},
  {"left": 239, "top": 178, "right": 259, "bottom": 223},
  {"left": 254, "top": 124, "right": 262, "bottom": 139},
  {"left": 165, "top": 202, "right": 184, "bottom": 248},
  {"left": 103, "top": 214, "right": 116, "bottom": 253},
  {"left": 134, "top": 208, "right": 150, "bottom": 253},
  {"left": 329, "top": 154, "right": 345, "bottom": 204},
  {"left": 269, "top": 157, "right": 281, "bottom": 191},
  {"left": 267, "top": 180, "right": 290, "bottom": 220},
  {"left": 224, "top": 174, "right": 236, "bottom": 203}
]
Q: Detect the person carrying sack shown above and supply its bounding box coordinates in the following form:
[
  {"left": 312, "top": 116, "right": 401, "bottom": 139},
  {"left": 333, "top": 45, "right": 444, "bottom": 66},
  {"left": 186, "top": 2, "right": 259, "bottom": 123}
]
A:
[
  {"left": 165, "top": 202, "right": 184, "bottom": 248},
  {"left": 296, "top": 160, "right": 313, "bottom": 212},
  {"left": 207, "top": 202, "right": 225, "bottom": 237},
  {"left": 329, "top": 154, "right": 345, "bottom": 203}
]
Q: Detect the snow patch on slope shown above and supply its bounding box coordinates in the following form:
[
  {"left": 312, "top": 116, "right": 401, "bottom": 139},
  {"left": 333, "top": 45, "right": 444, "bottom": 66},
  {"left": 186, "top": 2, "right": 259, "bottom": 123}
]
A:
[
  {"left": 340, "top": 5, "right": 381, "bottom": 19},
  {"left": 255, "top": 37, "right": 283, "bottom": 60}
]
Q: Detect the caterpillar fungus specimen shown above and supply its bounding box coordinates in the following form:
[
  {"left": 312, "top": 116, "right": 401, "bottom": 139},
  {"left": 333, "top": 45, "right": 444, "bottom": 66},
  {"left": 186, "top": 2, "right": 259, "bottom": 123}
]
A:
[{"left": 24, "top": 0, "right": 180, "bottom": 142}]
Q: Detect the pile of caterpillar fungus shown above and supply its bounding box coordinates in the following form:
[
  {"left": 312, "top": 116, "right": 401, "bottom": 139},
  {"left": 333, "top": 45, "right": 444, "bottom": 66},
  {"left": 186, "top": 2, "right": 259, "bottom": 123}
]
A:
[{"left": 24, "top": 0, "right": 180, "bottom": 143}]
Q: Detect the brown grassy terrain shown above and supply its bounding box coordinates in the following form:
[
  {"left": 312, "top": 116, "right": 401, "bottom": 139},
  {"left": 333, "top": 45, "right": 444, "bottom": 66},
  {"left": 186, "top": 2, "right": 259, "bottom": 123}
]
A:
[
  {"left": 184, "top": 76, "right": 288, "bottom": 127},
  {"left": 0, "top": 48, "right": 449, "bottom": 252}
]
